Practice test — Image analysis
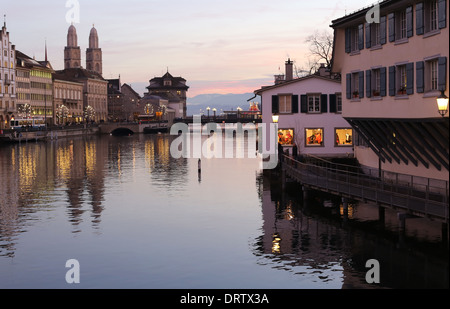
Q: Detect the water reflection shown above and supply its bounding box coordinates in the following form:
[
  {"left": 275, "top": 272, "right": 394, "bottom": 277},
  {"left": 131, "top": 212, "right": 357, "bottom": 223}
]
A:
[
  {"left": 253, "top": 171, "right": 449, "bottom": 288},
  {"left": 0, "top": 134, "right": 188, "bottom": 257},
  {"left": 0, "top": 133, "right": 448, "bottom": 288}
]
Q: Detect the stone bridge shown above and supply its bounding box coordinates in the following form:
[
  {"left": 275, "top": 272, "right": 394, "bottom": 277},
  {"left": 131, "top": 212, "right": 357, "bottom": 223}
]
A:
[{"left": 99, "top": 121, "right": 169, "bottom": 135}]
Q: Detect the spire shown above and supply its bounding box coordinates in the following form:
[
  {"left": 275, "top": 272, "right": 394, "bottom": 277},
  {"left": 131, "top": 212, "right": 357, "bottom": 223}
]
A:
[
  {"left": 3, "top": 14, "right": 6, "bottom": 28},
  {"left": 45, "top": 39, "right": 48, "bottom": 62},
  {"left": 67, "top": 24, "right": 78, "bottom": 47},
  {"left": 89, "top": 25, "right": 99, "bottom": 49}
]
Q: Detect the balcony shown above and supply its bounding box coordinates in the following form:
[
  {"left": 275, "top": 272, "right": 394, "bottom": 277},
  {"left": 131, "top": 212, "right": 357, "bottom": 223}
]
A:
[{"left": 5, "top": 107, "right": 17, "bottom": 113}]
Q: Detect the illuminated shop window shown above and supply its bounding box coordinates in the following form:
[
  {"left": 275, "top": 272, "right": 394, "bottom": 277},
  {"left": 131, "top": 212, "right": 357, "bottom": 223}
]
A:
[
  {"left": 278, "top": 129, "right": 294, "bottom": 145},
  {"left": 305, "top": 128, "right": 324, "bottom": 146},
  {"left": 335, "top": 128, "right": 353, "bottom": 146}
]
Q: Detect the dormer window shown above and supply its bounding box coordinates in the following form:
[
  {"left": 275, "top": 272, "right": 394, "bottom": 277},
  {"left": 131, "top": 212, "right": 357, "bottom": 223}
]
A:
[{"left": 164, "top": 80, "right": 172, "bottom": 86}]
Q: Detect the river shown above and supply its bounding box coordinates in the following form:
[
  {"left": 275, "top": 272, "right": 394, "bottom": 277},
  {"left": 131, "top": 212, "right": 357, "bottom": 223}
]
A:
[{"left": 0, "top": 133, "right": 448, "bottom": 289}]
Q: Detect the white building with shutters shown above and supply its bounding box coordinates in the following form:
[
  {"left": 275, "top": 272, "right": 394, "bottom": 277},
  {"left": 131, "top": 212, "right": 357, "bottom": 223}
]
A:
[
  {"left": 330, "top": 0, "right": 448, "bottom": 181},
  {"left": 254, "top": 60, "right": 352, "bottom": 159}
]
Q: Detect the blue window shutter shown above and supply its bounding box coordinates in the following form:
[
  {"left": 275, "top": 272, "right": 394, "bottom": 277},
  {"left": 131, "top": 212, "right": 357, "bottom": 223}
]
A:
[
  {"left": 380, "top": 16, "right": 387, "bottom": 44},
  {"left": 438, "top": 0, "right": 447, "bottom": 29},
  {"left": 388, "top": 13, "right": 395, "bottom": 42},
  {"left": 416, "top": 61, "right": 424, "bottom": 93},
  {"left": 292, "top": 95, "right": 299, "bottom": 113},
  {"left": 389, "top": 66, "right": 396, "bottom": 96},
  {"left": 272, "top": 95, "right": 279, "bottom": 114},
  {"left": 345, "top": 28, "right": 351, "bottom": 53},
  {"left": 346, "top": 73, "right": 352, "bottom": 99},
  {"left": 416, "top": 3, "right": 424, "bottom": 35},
  {"left": 380, "top": 67, "right": 387, "bottom": 96},
  {"left": 358, "top": 24, "right": 364, "bottom": 50},
  {"left": 438, "top": 57, "right": 447, "bottom": 91},
  {"left": 300, "top": 95, "right": 308, "bottom": 113},
  {"left": 406, "top": 6, "right": 413, "bottom": 38},
  {"left": 359, "top": 71, "right": 365, "bottom": 98},
  {"left": 321, "top": 94, "right": 328, "bottom": 113},
  {"left": 406, "top": 62, "right": 414, "bottom": 94},
  {"left": 329, "top": 94, "right": 337, "bottom": 113},
  {"left": 365, "top": 23, "right": 371, "bottom": 48},
  {"left": 366, "top": 70, "right": 372, "bottom": 98}
]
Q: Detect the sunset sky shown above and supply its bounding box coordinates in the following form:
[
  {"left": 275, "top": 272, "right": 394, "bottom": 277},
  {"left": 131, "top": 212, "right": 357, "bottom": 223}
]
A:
[{"left": 2, "top": 0, "right": 371, "bottom": 97}]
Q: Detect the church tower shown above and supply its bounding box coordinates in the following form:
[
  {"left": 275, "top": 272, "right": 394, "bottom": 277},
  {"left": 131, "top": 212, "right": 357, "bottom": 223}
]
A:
[
  {"left": 86, "top": 25, "right": 102, "bottom": 76},
  {"left": 64, "top": 24, "right": 81, "bottom": 69}
]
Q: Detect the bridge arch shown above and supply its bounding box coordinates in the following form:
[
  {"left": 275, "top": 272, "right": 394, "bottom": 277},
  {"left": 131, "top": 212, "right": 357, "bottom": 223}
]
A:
[{"left": 111, "top": 128, "right": 135, "bottom": 136}]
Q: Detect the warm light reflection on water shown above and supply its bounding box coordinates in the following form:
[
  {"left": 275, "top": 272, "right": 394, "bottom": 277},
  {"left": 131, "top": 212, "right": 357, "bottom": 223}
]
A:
[{"left": 0, "top": 133, "right": 448, "bottom": 289}]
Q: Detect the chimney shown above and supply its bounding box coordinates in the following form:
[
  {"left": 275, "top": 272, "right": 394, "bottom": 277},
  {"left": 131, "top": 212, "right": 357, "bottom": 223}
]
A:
[
  {"left": 285, "top": 58, "right": 293, "bottom": 81},
  {"left": 318, "top": 63, "right": 330, "bottom": 77}
]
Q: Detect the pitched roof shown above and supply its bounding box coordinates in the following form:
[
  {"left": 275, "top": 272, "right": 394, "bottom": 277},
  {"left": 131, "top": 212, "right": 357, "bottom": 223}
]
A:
[
  {"left": 54, "top": 67, "right": 106, "bottom": 82},
  {"left": 254, "top": 74, "right": 340, "bottom": 95},
  {"left": 147, "top": 71, "right": 189, "bottom": 90}
]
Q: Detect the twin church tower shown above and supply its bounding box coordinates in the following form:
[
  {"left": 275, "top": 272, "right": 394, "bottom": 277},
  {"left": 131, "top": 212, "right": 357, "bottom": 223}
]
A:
[{"left": 64, "top": 24, "right": 102, "bottom": 75}]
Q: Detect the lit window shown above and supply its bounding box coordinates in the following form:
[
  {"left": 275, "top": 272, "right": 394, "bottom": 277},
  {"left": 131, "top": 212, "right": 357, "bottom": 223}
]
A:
[
  {"left": 278, "top": 129, "right": 294, "bottom": 145},
  {"left": 305, "top": 128, "right": 324, "bottom": 146},
  {"left": 335, "top": 128, "right": 353, "bottom": 146},
  {"left": 397, "top": 65, "right": 407, "bottom": 94}
]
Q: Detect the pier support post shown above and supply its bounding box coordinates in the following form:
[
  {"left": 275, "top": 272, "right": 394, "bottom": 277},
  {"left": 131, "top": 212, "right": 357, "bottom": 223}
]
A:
[
  {"left": 281, "top": 167, "right": 286, "bottom": 191},
  {"left": 342, "top": 197, "right": 348, "bottom": 219},
  {"left": 378, "top": 206, "right": 385, "bottom": 224},
  {"left": 442, "top": 223, "right": 448, "bottom": 247}
]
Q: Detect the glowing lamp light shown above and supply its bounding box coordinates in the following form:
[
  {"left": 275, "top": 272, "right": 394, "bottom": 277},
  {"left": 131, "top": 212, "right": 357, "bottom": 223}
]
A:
[
  {"left": 437, "top": 90, "right": 449, "bottom": 117},
  {"left": 272, "top": 114, "right": 279, "bottom": 123}
]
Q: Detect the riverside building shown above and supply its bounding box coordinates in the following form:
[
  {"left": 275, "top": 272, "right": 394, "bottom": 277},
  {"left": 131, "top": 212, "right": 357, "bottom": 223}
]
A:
[
  {"left": 0, "top": 19, "right": 16, "bottom": 129},
  {"left": 330, "top": 0, "right": 448, "bottom": 182}
]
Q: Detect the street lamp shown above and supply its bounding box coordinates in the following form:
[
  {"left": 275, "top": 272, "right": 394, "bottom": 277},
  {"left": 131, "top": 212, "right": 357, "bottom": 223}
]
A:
[
  {"left": 207, "top": 106, "right": 210, "bottom": 119},
  {"left": 272, "top": 114, "right": 279, "bottom": 123},
  {"left": 212, "top": 108, "right": 217, "bottom": 119},
  {"left": 437, "top": 90, "right": 449, "bottom": 117}
]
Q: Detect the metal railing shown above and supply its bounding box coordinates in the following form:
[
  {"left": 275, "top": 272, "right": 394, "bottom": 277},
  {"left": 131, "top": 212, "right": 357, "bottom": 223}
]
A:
[{"left": 282, "top": 154, "right": 449, "bottom": 222}]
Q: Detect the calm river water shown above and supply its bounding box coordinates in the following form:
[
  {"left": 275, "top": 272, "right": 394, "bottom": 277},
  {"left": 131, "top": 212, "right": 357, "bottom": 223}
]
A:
[{"left": 0, "top": 133, "right": 448, "bottom": 289}]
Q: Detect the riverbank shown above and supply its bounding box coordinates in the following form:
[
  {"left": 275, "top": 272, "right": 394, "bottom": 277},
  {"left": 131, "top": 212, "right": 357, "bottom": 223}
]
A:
[{"left": 0, "top": 126, "right": 100, "bottom": 144}]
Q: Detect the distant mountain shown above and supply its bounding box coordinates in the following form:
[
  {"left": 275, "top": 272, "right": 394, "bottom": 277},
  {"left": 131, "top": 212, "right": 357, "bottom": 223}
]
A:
[{"left": 187, "top": 93, "right": 260, "bottom": 116}]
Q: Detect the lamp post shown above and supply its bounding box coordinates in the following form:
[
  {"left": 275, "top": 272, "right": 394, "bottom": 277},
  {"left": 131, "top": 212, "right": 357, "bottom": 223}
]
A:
[
  {"left": 207, "top": 106, "right": 210, "bottom": 119},
  {"left": 213, "top": 108, "right": 216, "bottom": 120},
  {"left": 437, "top": 90, "right": 449, "bottom": 117}
]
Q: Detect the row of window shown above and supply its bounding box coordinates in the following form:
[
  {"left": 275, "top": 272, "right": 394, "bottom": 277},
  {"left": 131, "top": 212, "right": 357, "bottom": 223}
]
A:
[
  {"left": 278, "top": 128, "right": 353, "bottom": 147},
  {"left": 55, "top": 88, "right": 82, "bottom": 100},
  {"left": 346, "top": 56, "right": 447, "bottom": 99},
  {"left": 272, "top": 93, "right": 343, "bottom": 114},
  {"left": 30, "top": 70, "right": 52, "bottom": 79},
  {"left": 345, "top": 0, "right": 447, "bottom": 53}
]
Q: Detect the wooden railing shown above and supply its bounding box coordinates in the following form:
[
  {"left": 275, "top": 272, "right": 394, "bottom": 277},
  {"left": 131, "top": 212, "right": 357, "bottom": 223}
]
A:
[{"left": 281, "top": 155, "right": 449, "bottom": 223}]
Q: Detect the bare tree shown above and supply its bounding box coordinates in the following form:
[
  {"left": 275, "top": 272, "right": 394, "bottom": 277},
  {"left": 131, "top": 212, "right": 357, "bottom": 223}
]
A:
[{"left": 296, "top": 30, "right": 334, "bottom": 76}]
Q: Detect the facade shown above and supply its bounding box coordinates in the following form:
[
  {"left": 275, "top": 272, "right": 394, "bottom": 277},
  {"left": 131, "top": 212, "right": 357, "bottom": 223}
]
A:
[
  {"left": 15, "top": 50, "right": 54, "bottom": 125},
  {"left": 0, "top": 21, "right": 16, "bottom": 129},
  {"left": 107, "top": 77, "right": 123, "bottom": 121},
  {"left": 145, "top": 71, "right": 189, "bottom": 119},
  {"left": 56, "top": 68, "right": 108, "bottom": 123},
  {"left": 121, "top": 83, "right": 142, "bottom": 120},
  {"left": 331, "top": 0, "right": 449, "bottom": 181},
  {"left": 107, "top": 77, "right": 142, "bottom": 121},
  {"left": 52, "top": 74, "right": 84, "bottom": 124},
  {"left": 255, "top": 60, "right": 352, "bottom": 158}
]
